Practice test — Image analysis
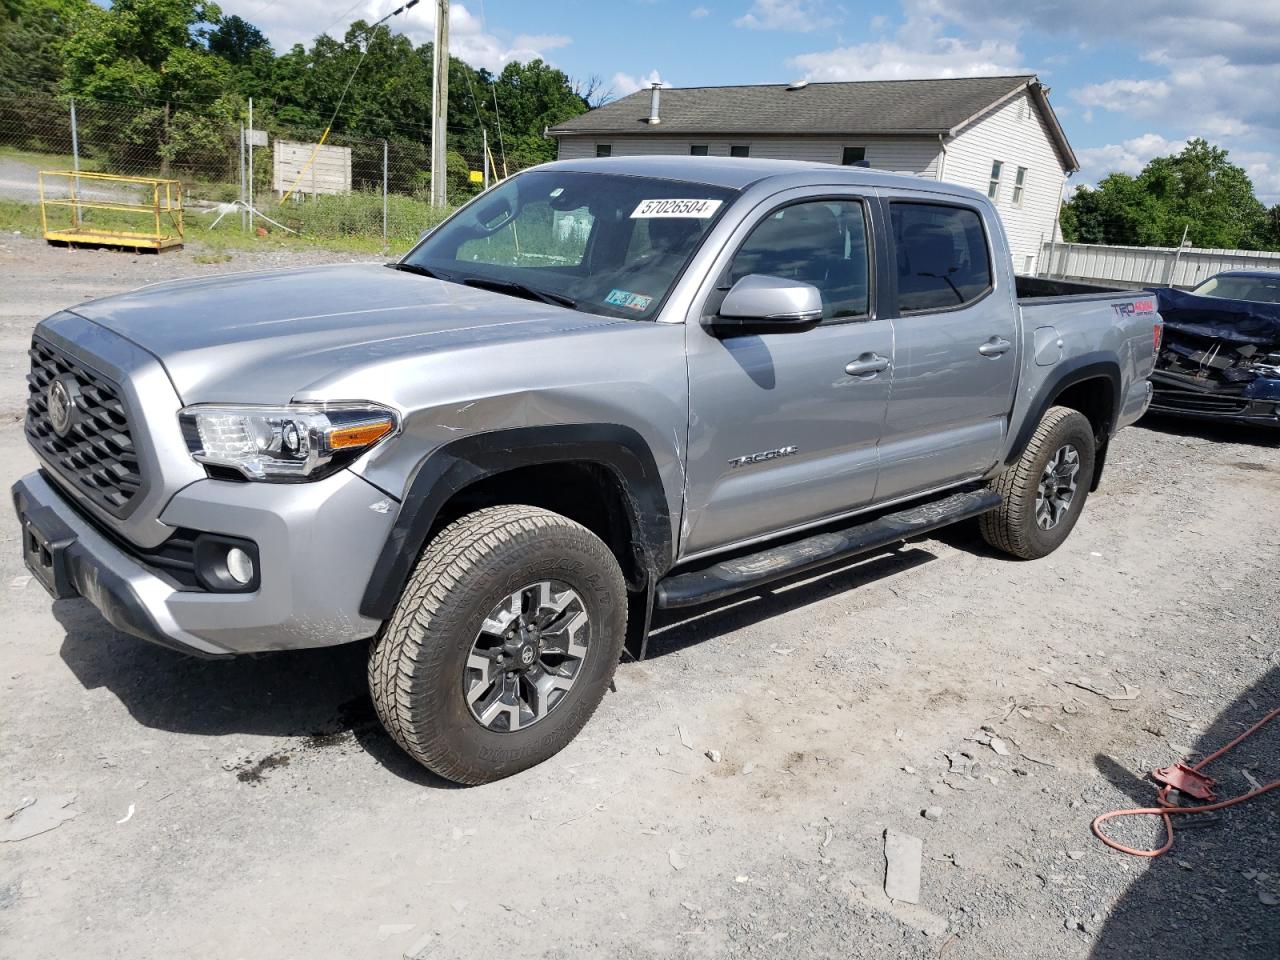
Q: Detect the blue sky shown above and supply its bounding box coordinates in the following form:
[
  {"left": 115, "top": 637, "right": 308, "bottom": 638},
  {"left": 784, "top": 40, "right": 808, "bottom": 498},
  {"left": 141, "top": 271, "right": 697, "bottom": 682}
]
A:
[{"left": 219, "top": 0, "right": 1280, "bottom": 202}]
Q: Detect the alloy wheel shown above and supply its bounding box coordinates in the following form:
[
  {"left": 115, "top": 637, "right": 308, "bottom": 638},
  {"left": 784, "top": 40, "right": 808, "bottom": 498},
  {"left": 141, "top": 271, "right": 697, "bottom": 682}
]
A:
[
  {"left": 463, "top": 580, "right": 590, "bottom": 732},
  {"left": 1035, "top": 443, "right": 1081, "bottom": 530}
]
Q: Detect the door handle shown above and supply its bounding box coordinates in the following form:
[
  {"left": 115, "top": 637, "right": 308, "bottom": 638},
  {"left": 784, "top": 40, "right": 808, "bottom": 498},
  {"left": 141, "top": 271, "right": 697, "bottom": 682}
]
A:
[
  {"left": 978, "top": 337, "right": 1012, "bottom": 357},
  {"left": 845, "top": 353, "right": 890, "bottom": 377}
]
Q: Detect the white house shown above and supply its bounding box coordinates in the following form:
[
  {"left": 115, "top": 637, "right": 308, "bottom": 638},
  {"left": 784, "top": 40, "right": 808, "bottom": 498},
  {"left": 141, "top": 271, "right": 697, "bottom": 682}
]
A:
[{"left": 549, "top": 75, "right": 1078, "bottom": 274}]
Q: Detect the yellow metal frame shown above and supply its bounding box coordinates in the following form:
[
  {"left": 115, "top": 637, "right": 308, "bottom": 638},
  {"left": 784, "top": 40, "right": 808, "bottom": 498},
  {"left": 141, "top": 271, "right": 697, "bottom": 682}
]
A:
[{"left": 39, "top": 170, "right": 185, "bottom": 251}]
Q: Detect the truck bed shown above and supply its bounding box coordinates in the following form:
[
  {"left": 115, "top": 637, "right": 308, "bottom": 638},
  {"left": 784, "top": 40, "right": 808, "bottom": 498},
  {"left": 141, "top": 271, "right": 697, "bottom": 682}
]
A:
[{"left": 1015, "top": 275, "right": 1135, "bottom": 301}]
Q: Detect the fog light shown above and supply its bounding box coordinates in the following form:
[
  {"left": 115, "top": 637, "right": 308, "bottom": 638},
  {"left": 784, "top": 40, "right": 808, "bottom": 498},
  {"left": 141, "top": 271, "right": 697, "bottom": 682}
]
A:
[
  {"left": 226, "top": 547, "right": 254, "bottom": 585},
  {"left": 192, "top": 534, "right": 259, "bottom": 592}
]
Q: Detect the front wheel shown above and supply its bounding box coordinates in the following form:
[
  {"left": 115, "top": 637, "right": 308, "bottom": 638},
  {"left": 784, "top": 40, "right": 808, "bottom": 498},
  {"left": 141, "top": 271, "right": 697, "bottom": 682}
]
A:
[
  {"left": 980, "top": 406, "right": 1096, "bottom": 560},
  {"left": 368, "top": 505, "right": 628, "bottom": 784}
]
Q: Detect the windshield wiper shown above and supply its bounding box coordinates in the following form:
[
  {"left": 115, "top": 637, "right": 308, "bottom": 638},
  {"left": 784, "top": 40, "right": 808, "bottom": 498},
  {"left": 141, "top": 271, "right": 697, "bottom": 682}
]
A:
[
  {"left": 385, "top": 261, "right": 448, "bottom": 281},
  {"left": 460, "top": 276, "right": 577, "bottom": 310}
]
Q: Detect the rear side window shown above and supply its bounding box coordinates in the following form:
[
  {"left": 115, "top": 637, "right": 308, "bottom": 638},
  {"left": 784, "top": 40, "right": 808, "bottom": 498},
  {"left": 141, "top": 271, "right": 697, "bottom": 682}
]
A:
[{"left": 890, "top": 203, "right": 992, "bottom": 313}]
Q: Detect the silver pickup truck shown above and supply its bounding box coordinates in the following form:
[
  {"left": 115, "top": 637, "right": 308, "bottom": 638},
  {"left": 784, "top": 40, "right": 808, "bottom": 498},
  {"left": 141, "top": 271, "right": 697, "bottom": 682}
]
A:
[{"left": 13, "top": 157, "right": 1159, "bottom": 783}]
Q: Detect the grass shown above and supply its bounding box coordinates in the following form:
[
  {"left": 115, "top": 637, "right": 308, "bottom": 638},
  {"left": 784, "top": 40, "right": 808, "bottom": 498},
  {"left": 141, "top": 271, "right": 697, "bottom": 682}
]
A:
[
  {"left": 0, "top": 146, "right": 103, "bottom": 174},
  {"left": 0, "top": 195, "right": 450, "bottom": 258},
  {"left": 0, "top": 199, "right": 42, "bottom": 235},
  {"left": 254, "top": 191, "right": 453, "bottom": 244}
]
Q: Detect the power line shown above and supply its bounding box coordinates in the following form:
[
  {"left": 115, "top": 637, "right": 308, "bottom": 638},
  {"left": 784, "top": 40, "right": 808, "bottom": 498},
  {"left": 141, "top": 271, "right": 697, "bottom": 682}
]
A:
[{"left": 282, "top": 0, "right": 423, "bottom": 203}]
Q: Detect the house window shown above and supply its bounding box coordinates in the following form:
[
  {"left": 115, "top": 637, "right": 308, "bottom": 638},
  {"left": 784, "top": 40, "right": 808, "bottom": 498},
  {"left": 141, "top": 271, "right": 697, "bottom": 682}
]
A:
[
  {"left": 690, "top": 145, "right": 709, "bottom": 156},
  {"left": 841, "top": 146, "right": 866, "bottom": 166},
  {"left": 596, "top": 144, "right": 612, "bottom": 158},
  {"left": 1012, "top": 166, "right": 1027, "bottom": 206},
  {"left": 730, "top": 145, "right": 750, "bottom": 158},
  {"left": 988, "top": 160, "right": 1003, "bottom": 200}
]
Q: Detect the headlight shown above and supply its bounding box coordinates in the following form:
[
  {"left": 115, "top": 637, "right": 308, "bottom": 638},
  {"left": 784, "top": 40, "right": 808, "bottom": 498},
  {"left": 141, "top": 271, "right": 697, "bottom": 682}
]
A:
[{"left": 179, "top": 402, "right": 399, "bottom": 481}]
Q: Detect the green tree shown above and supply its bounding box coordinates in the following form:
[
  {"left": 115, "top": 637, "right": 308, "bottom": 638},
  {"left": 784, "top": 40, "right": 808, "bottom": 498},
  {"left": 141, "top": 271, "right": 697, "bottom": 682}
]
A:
[
  {"left": 1063, "top": 139, "right": 1271, "bottom": 251},
  {"left": 1265, "top": 204, "right": 1280, "bottom": 250},
  {"left": 207, "top": 13, "right": 268, "bottom": 65},
  {"left": 488, "top": 59, "right": 586, "bottom": 164},
  {"left": 60, "top": 0, "right": 237, "bottom": 176},
  {"left": 0, "top": 0, "right": 90, "bottom": 94}
]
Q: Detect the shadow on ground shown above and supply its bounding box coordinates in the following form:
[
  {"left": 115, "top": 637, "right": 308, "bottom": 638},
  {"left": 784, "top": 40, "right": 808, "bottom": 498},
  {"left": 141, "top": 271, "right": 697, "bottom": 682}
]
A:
[
  {"left": 53, "top": 543, "right": 942, "bottom": 784},
  {"left": 1089, "top": 666, "right": 1278, "bottom": 959},
  {"left": 53, "top": 600, "right": 448, "bottom": 786},
  {"left": 645, "top": 545, "right": 937, "bottom": 658},
  {"left": 1136, "top": 413, "right": 1280, "bottom": 447}
]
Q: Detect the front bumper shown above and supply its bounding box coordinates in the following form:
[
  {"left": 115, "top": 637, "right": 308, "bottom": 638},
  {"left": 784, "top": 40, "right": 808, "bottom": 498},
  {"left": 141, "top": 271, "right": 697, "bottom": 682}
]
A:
[
  {"left": 13, "top": 468, "right": 399, "bottom": 657},
  {"left": 1148, "top": 385, "right": 1280, "bottom": 428}
]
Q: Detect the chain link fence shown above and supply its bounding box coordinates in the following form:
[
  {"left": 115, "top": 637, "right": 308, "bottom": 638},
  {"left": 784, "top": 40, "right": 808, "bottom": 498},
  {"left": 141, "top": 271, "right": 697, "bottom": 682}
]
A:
[{"left": 0, "top": 88, "right": 530, "bottom": 246}]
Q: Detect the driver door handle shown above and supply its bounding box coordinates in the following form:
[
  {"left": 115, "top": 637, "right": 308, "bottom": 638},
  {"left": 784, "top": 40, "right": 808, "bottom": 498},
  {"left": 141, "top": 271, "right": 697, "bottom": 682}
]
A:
[
  {"left": 845, "top": 353, "right": 891, "bottom": 377},
  {"left": 979, "top": 337, "right": 1012, "bottom": 357}
]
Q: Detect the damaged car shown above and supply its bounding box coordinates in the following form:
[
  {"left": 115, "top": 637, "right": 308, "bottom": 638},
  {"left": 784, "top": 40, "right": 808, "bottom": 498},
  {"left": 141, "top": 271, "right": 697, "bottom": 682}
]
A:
[{"left": 1150, "top": 270, "right": 1280, "bottom": 427}]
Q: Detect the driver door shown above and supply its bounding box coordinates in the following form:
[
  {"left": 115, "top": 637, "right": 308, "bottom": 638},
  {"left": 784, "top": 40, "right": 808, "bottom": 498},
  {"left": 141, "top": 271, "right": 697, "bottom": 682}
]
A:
[{"left": 679, "top": 190, "right": 893, "bottom": 559}]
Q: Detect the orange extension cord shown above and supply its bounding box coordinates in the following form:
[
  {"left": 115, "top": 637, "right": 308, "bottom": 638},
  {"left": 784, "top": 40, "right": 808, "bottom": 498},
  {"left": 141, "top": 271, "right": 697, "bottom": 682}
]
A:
[{"left": 1092, "top": 707, "right": 1279, "bottom": 858}]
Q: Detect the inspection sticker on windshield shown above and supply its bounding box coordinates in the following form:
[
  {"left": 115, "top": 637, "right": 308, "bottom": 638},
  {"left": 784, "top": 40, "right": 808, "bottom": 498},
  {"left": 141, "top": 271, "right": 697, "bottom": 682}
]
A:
[
  {"left": 630, "top": 198, "right": 723, "bottom": 219},
  {"left": 605, "top": 289, "right": 653, "bottom": 311}
]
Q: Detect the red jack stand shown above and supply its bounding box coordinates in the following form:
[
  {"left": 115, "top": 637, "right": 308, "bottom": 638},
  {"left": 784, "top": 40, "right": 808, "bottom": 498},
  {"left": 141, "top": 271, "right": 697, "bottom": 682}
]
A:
[{"left": 1151, "top": 763, "right": 1217, "bottom": 802}]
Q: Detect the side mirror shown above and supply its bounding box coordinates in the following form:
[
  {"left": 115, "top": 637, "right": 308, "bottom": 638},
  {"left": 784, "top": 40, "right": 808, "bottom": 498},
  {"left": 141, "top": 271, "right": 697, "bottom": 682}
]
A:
[{"left": 708, "top": 274, "right": 823, "bottom": 336}]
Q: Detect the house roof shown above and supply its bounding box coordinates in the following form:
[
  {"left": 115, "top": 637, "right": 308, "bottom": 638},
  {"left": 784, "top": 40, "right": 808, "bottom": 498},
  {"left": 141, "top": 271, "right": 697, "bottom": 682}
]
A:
[{"left": 550, "top": 75, "right": 1078, "bottom": 172}]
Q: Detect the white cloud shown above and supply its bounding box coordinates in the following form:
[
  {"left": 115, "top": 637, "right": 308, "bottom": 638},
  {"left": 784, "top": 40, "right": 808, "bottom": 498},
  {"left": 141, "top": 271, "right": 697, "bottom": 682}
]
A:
[
  {"left": 863, "top": 1, "right": 1280, "bottom": 206},
  {"left": 1075, "top": 133, "right": 1187, "bottom": 181},
  {"left": 900, "top": 1, "right": 1280, "bottom": 146},
  {"left": 1236, "top": 151, "right": 1280, "bottom": 206},
  {"left": 610, "top": 70, "right": 665, "bottom": 98},
  {"left": 734, "top": 1, "right": 838, "bottom": 33},
  {"left": 690, "top": 6, "right": 710, "bottom": 18},
  {"left": 791, "top": 35, "right": 1023, "bottom": 81},
  {"left": 216, "top": 1, "right": 570, "bottom": 72}
]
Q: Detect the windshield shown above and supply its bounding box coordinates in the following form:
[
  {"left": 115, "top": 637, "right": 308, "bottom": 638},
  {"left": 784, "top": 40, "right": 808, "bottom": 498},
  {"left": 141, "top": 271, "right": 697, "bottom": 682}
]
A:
[
  {"left": 402, "top": 170, "right": 737, "bottom": 319},
  {"left": 1192, "top": 274, "right": 1280, "bottom": 304}
]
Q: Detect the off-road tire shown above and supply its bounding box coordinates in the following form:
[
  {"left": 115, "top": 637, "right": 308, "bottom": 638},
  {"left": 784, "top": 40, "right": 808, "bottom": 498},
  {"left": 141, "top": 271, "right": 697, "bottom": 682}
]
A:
[
  {"left": 980, "top": 406, "right": 1096, "bottom": 560},
  {"left": 368, "top": 505, "right": 628, "bottom": 785}
]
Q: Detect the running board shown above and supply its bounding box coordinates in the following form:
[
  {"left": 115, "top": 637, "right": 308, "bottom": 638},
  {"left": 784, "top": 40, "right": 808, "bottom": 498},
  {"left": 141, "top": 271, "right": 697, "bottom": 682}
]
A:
[{"left": 655, "top": 487, "right": 1001, "bottom": 610}]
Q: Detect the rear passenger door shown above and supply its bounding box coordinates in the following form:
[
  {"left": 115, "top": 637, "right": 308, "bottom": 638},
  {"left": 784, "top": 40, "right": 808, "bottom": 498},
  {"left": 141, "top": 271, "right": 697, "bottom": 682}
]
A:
[{"left": 874, "top": 198, "right": 1018, "bottom": 501}]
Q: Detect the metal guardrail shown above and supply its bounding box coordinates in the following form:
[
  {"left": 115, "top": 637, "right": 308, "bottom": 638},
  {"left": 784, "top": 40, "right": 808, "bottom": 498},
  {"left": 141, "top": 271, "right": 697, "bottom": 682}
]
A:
[
  {"left": 1040, "top": 240, "right": 1280, "bottom": 289},
  {"left": 38, "top": 170, "right": 184, "bottom": 251}
]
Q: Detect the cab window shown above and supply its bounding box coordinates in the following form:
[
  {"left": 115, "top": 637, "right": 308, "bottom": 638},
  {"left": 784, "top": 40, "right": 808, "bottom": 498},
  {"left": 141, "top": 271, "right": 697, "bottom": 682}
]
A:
[
  {"left": 725, "top": 199, "right": 871, "bottom": 321},
  {"left": 891, "top": 203, "right": 993, "bottom": 313}
]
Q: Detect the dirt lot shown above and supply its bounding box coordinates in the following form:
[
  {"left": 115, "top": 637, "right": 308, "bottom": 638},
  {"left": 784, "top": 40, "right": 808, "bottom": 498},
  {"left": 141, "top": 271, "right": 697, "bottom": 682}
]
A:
[{"left": 1, "top": 235, "right": 1277, "bottom": 960}]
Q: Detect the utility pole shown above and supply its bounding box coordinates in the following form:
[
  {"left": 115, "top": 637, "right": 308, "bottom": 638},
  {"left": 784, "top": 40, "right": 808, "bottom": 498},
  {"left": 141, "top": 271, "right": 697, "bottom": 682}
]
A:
[
  {"left": 69, "top": 98, "right": 81, "bottom": 227},
  {"left": 430, "top": 0, "right": 449, "bottom": 208},
  {"left": 248, "top": 97, "right": 255, "bottom": 230}
]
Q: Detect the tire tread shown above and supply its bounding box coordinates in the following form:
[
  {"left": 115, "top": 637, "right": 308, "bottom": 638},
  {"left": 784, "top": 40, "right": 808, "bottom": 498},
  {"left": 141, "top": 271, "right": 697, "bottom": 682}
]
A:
[{"left": 368, "top": 505, "right": 625, "bottom": 784}]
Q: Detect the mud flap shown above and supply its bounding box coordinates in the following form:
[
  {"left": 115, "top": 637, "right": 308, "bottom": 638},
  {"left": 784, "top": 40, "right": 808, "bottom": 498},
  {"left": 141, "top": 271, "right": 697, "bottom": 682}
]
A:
[{"left": 623, "top": 582, "right": 655, "bottom": 662}]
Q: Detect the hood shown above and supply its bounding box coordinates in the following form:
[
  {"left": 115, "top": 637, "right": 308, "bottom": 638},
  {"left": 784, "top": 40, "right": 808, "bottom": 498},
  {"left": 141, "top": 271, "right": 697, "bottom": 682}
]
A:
[
  {"left": 1155, "top": 288, "right": 1280, "bottom": 348},
  {"left": 68, "top": 263, "right": 621, "bottom": 403}
]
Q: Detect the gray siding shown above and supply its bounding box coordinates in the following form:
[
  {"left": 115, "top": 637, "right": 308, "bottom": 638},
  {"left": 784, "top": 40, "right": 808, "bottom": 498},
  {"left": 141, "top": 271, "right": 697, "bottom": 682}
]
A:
[
  {"left": 941, "top": 90, "right": 1068, "bottom": 274},
  {"left": 556, "top": 135, "right": 942, "bottom": 178}
]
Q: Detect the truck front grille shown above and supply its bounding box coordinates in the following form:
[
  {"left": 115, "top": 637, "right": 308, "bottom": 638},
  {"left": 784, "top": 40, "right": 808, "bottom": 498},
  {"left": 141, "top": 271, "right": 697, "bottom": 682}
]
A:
[{"left": 25, "top": 337, "right": 144, "bottom": 517}]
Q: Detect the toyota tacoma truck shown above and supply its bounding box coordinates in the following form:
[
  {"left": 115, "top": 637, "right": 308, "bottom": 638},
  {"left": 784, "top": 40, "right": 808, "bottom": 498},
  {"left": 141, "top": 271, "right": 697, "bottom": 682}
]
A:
[{"left": 13, "top": 157, "right": 1160, "bottom": 784}]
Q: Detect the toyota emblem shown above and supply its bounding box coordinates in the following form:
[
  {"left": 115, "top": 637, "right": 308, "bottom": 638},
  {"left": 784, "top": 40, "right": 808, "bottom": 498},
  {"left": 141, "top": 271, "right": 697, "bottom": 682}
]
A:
[{"left": 47, "top": 378, "right": 75, "bottom": 438}]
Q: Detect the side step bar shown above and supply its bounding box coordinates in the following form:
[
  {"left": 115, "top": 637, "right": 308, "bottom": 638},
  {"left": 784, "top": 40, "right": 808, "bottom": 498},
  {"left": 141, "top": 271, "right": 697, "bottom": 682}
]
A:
[{"left": 654, "top": 487, "right": 1001, "bottom": 610}]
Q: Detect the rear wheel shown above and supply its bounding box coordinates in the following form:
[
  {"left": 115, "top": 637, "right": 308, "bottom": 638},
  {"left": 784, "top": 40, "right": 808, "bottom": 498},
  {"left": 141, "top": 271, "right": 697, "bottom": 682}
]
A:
[
  {"left": 369, "top": 505, "right": 628, "bottom": 784},
  {"left": 980, "top": 406, "right": 1096, "bottom": 560}
]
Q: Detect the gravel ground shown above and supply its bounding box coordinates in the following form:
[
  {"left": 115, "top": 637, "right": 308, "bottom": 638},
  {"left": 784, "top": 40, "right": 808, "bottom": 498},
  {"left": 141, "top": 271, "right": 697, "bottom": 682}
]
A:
[{"left": 0, "top": 236, "right": 1277, "bottom": 960}]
